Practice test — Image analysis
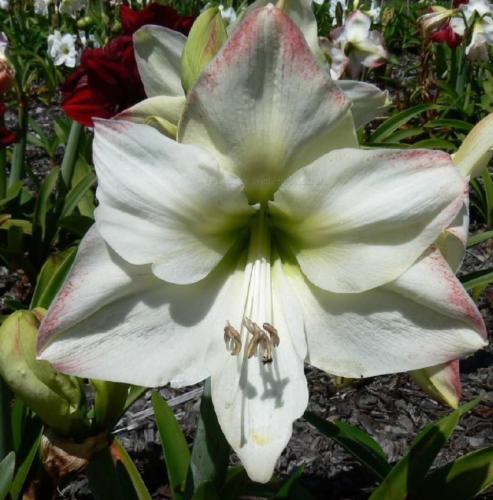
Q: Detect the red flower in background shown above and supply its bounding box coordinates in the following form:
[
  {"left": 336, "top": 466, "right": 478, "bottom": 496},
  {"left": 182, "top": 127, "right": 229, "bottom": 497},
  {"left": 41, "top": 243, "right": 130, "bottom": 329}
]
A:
[
  {"left": 0, "top": 103, "right": 17, "bottom": 147},
  {"left": 431, "top": 23, "right": 462, "bottom": 49},
  {"left": 120, "top": 3, "right": 195, "bottom": 35},
  {"left": 62, "top": 3, "right": 195, "bottom": 127}
]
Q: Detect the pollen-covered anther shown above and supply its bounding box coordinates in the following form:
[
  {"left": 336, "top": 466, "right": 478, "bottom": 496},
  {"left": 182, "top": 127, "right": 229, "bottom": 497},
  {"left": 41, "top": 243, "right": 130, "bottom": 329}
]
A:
[
  {"left": 244, "top": 318, "right": 279, "bottom": 364},
  {"left": 224, "top": 321, "right": 242, "bottom": 356}
]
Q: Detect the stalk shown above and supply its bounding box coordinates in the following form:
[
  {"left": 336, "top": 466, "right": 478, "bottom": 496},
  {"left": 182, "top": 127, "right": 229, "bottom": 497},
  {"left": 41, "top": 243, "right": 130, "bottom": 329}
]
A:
[
  {"left": 60, "top": 121, "right": 83, "bottom": 190},
  {"left": 86, "top": 445, "right": 124, "bottom": 500},
  {"left": 8, "top": 96, "right": 27, "bottom": 188}
]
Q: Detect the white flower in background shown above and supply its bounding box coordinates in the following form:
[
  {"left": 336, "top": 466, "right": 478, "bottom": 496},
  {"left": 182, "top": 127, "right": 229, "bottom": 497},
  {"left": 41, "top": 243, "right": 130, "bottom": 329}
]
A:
[
  {"left": 0, "top": 0, "right": 8, "bottom": 10},
  {"left": 367, "top": 0, "right": 381, "bottom": 22},
  {"left": 329, "top": 0, "right": 349, "bottom": 25},
  {"left": 312, "top": 0, "right": 325, "bottom": 4},
  {"left": 319, "top": 36, "right": 349, "bottom": 79},
  {"left": 34, "top": 0, "right": 51, "bottom": 16},
  {"left": 58, "top": 0, "right": 85, "bottom": 17},
  {"left": 451, "top": 0, "right": 493, "bottom": 35},
  {"left": 331, "top": 10, "right": 388, "bottom": 77},
  {"left": 219, "top": 4, "right": 237, "bottom": 24},
  {"left": 38, "top": 6, "right": 486, "bottom": 483},
  {"left": 47, "top": 31, "right": 78, "bottom": 68}
]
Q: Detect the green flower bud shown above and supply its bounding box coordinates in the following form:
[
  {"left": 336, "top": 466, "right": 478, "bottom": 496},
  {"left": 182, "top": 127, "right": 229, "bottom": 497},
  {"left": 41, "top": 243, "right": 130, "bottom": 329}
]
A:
[
  {"left": 77, "top": 16, "right": 94, "bottom": 29},
  {"left": 0, "top": 309, "right": 87, "bottom": 436}
]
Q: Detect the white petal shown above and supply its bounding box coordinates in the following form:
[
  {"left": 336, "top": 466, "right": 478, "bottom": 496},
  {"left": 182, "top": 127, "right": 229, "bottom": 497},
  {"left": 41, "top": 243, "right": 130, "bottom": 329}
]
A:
[
  {"left": 37, "top": 227, "right": 247, "bottom": 387},
  {"left": 271, "top": 148, "right": 466, "bottom": 293},
  {"left": 437, "top": 200, "right": 469, "bottom": 272},
  {"left": 115, "top": 95, "right": 186, "bottom": 130},
  {"left": 277, "top": 250, "right": 486, "bottom": 378},
  {"left": 208, "top": 254, "right": 308, "bottom": 483},
  {"left": 133, "top": 25, "right": 186, "bottom": 98},
  {"left": 179, "top": 5, "right": 356, "bottom": 203},
  {"left": 93, "top": 119, "right": 254, "bottom": 285},
  {"left": 336, "top": 80, "right": 390, "bottom": 129},
  {"left": 453, "top": 112, "right": 493, "bottom": 178},
  {"left": 341, "top": 10, "right": 372, "bottom": 43}
]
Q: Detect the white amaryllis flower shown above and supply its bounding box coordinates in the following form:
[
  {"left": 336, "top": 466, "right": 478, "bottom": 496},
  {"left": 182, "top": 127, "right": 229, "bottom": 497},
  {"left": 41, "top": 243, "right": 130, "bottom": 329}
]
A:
[
  {"left": 47, "top": 31, "right": 78, "bottom": 68},
  {"left": 449, "top": 0, "right": 493, "bottom": 59},
  {"left": 331, "top": 10, "right": 388, "bottom": 77},
  {"left": 38, "top": 6, "right": 486, "bottom": 482},
  {"left": 0, "top": 0, "right": 8, "bottom": 9}
]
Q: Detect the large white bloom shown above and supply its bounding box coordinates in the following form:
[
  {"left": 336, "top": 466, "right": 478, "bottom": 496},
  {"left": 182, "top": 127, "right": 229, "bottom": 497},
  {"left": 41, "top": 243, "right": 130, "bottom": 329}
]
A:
[
  {"left": 38, "top": 6, "right": 486, "bottom": 482},
  {"left": 47, "top": 31, "right": 78, "bottom": 68}
]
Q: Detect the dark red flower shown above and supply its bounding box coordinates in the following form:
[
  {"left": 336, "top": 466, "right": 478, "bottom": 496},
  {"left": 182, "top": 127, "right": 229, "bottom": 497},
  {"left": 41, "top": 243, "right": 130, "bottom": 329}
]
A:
[
  {"left": 120, "top": 2, "right": 195, "bottom": 36},
  {"left": 431, "top": 23, "right": 462, "bottom": 49},
  {"left": 62, "top": 4, "right": 195, "bottom": 127},
  {"left": 453, "top": 0, "right": 468, "bottom": 7},
  {"left": 0, "top": 103, "right": 17, "bottom": 147}
]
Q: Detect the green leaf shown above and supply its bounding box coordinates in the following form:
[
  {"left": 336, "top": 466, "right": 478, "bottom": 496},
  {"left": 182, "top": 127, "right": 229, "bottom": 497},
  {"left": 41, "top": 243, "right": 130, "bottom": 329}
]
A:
[
  {"left": 30, "top": 246, "right": 77, "bottom": 309},
  {"left": 113, "top": 438, "right": 152, "bottom": 500},
  {"left": 275, "top": 467, "right": 316, "bottom": 500},
  {"left": 152, "top": 391, "right": 190, "bottom": 500},
  {"left": 57, "top": 215, "right": 94, "bottom": 238},
  {"left": 412, "top": 138, "right": 456, "bottom": 151},
  {"left": 467, "top": 229, "right": 493, "bottom": 247},
  {"left": 10, "top": 430, "right": 41, "bottom": 500},
  {"left": 191, "top": 481, "right": 220, "bottom": 500},
  {"left": 305, "top": 412, "right": 391, "bottom": 480},
  {"left": 424, "top": 119, "right": 473, "bottom": 133},
  {"left": 32, "top": 167, "right": 59, "bottom": 241},
  {"left": 181, "top": 7, "right": 227, "bottom": 93},
  {"left": 186, "top": 379, "right": 230, "bottom": 495},
  {"left": 460, "top": 268, "right": 493, "bottom": 290},
  {"left": 61, "top": 171, "right": 96, "bottom": 219},
  {"left": 369, "top": 104, "right": 440, "bottom": 143},
  {"left": 124, "top": 386, "right": 147, "bottom": 413},
  {"left": 221, "top": 467, "right": 249, "bottom": 500},
  {"left": 0, "top": 452, "right": 15, "bottom": 500},
  {"left": 71, "top": 159, "right": 96, "bottom": 217},
  {"left": 414, "top": 445, "right": 493, "bottom": 500},
  {"left": 369, "top": 399, "right": 480, "bottom": 500}
]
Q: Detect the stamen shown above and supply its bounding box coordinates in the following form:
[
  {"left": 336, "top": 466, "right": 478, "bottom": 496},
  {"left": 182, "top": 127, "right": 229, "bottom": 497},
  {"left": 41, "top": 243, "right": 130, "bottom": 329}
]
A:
[
  {"left": 244, "top": 318, "right": 278, "bottom": 364},
  {"left": 224, "top": 321, "right": 242, "bottom": 356},
  {"left": 263, "top": 323, "right": 279, "bottom": 347}
]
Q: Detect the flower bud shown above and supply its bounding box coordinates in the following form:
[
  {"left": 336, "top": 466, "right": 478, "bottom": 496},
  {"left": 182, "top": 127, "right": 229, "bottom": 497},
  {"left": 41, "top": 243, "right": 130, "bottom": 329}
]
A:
[
  {"left": 0, "top": 309, "right": 87, "bottom": 436},
  {"left": 419, "top": 7, "right": 457, "bottom": 37},
  {"left": 410, "top": 360, "right": 461, "bottom": 409},
  {"left": 77, "top": 16, "right": 94, "bottom": 29},
  {"left": 0, "top": 54, "right": 14, "bottom": 94}
]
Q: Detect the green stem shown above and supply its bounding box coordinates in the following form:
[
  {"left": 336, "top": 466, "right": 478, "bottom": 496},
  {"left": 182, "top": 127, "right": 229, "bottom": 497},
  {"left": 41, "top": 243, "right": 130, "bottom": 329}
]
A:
[
  {"left": 0, "top": 145, "right": 6, "bottom": 200},
  {"left": 91, "top": 380, "right": 129, "bottom": 432},
  {"left": 8, "top": 97, "right": 28, "bottom": 188},
  {"left": 86, "top": 445, "right": 124, "bottom": 500},
  {"left": 60, "top": 121, "right": 83, "bottom": 190},
  {"left": 0, "top": 377, "right": 12, "bottom": 459}
]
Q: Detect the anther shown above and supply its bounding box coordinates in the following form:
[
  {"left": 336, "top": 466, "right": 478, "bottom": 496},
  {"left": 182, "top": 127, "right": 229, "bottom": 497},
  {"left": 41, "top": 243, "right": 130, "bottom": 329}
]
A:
[
  {"left": 224, "top": 321, "right": 242, "bottom": 356},
  {"left": 263, "top": 323, "right": 280, "bottom": 347},
  {"left": 244, "top": 318, "right": 278, "bottom": 364}
]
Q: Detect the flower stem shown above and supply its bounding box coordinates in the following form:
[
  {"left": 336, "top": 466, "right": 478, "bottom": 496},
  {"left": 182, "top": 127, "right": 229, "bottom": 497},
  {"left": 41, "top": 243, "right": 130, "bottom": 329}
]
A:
[
  {"left": 61, "top": 121, "right": 83, "bottom": 191},
  {"left": 8, "top": 97, "right": 27, "bottom": 188},
  {"left": 86, "top": 444, "right": 124, "bottom": 500}
]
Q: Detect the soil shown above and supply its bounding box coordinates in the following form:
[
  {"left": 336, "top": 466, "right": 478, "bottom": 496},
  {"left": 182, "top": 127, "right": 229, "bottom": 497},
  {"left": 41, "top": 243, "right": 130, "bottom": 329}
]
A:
[{"left": 1, "top": 102, "right": 493, "bottom": 499}]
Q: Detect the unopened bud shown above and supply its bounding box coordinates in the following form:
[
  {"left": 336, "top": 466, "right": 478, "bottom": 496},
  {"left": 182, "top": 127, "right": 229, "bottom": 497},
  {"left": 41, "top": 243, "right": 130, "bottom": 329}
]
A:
[
  {"left": 0, "top": 309, "right": 87, "bottom": 436},
  {"left": 411, "top": 360, "right": 461, "bottom": 409}
]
